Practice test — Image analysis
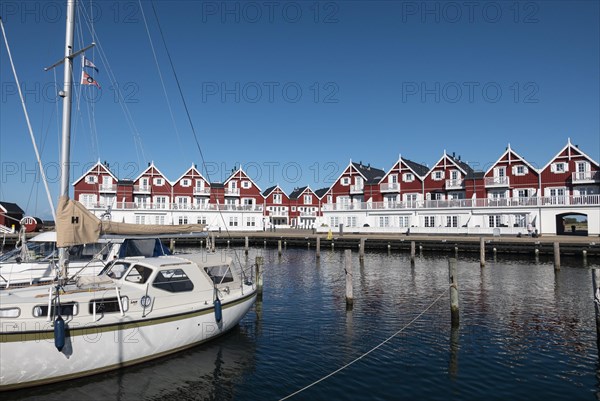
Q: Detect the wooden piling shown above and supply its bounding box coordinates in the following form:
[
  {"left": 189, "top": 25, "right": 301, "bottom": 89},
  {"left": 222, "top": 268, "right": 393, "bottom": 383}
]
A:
[
  {"left": 316, "top": 237, "right": 321, "bottom": 259},
  {"left": 480, "top": 237, "right": 485, "bottom": 267},
  {"left": 554, "top": 242, "right": 560, "bottom": 270},
  {"left": 345, "top": 249, "right": 353, "bottom": 307},
  {"left": 583, "top": 250, "right": 588, "bottom": 267},
  {"left": 278, "top": 240, "right": 282, "bottom": 256},
  {"left": 359, "top": 238, "right": 365, "bottom": 260},
  {"left": 592, "top": 269, "right": 600, "bottom": 351},
  {"left": 410, "top": 241, "right": 416, "bottom": 264},
  {"left": 255, "top": 256, "right": 264, "bottom": 297},
  {"left": 169, "top": 239, "right": 175, "bottom": 253},
  {"left": 244, "top": 236, "right": 249, "bottom": 254},
  {"left": 448, "top": 258, "right": 459, "bottom": 327}
]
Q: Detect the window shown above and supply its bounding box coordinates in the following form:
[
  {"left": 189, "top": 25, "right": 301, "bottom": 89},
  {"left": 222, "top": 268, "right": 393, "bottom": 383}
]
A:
[
  {"left": 195, "top": 180, "right": 205, "bottom": 189},
  {"left": 399, "top": 216, "right": 410, "bottom": 228},
  {"left": 135, "top": 215, "right": 146, "bottom": 224},
  {"left": 246, "top": 216, "right": 256, "bottom": 227},
  {"left": 330, "top": 217, "right": 339, "bottom": 227},
  {"left": 125, "top": 265, "right": 153, "bottom": 284},
  {"left": 432, "top": 171, "right": 444, "bottom": 181},
  {"left": 495, "top": 167, "right": 506, "bottom": 178},
  {"left": 242, "top": 180, "right": 251, "bottom": 189},
  {"left": 88, "top": 297, "right": 124, "bottom": 315},
  {"left": 341, "top": 177, "right": 350, "bottom": 186},
  {"left": 304, "top": 194, "right": 312, "bottom": 204},
  {"left": 155, "top": 215, "right": 165, "bottom": 225},
  {"left": 403, "top": 173, "right": 414, "bottom": 182},
  {"left": 346, "top": 216, "right": 357, "bottom": 227},
  {"left": 514, "top": 165, "right": 527, "bottom": 176},
  {"left": 154, "top": 196, "right": 167, "bottom": 208},
  {"left": 85, "top": 175, "right": 97, "bottom": 184},
  {"left": 273, "top": 194, "right": 282, "bottom": 204},
  {"left": 181, "top": 179, "right": 190, "bottom": 187},
  {"left": 551, "top": 162, "right": 567, "bottom": 173},
  {"left": 291, "top": 206, "right": 297, "bottom": 212},
  {"left": 33, "top": 302, "right": 78, "bottom": 318},
  {"left": 450, "top": 170, "right": 460, "bottom": 180},
  {"left": 79, "top": 194, "right": 97, "bottom": 207},
  {"left": 204, "top": 265, "right": 234, "bottom": 284},
  {"left": 153, "top": 269, "right": 194, "bottom": 293},
  {"left": 178, "top": 216, "right": 188, "bottom": 224},
  {"left": 488, "top": 215, "right": 502, "bottom": 227},
  {"left": 197, "top": 216, "right": 207, "bottom": 225},
  {"left": 229, "top": 216, "right": 239, "bottom": 227},
  {"left": 514, "top": 214, "right": 526, "bottom": 227},
  {"left": 379, "top": 216, "right": 390, "bottom": 227},
  {"left": 424, "top": 216, "right": 435, "bottom": 227},
  {"left": 153, "top": 177, "right": 164, "bottom": 186},
  {"left": 446, "top": 216, "right": 459, "bottom": 227}
]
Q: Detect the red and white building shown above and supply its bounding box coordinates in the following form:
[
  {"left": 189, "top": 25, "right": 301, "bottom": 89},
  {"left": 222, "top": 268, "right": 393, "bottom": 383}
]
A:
[{"left": 73, "top": 139, "right": 600, "bottom": 235}]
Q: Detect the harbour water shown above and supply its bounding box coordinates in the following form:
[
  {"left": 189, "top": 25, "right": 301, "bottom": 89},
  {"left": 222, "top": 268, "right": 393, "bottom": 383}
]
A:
[{"left": 5, "top": 247, "right": 600, "bottom": 400}]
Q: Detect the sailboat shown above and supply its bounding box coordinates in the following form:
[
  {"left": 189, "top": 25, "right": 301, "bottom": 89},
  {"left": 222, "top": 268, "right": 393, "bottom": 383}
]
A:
[{"left": 0, "top": 0, "right": 256, "bottom": 390}]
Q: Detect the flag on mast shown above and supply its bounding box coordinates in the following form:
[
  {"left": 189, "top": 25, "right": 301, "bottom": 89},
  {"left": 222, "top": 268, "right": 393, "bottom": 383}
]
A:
[
  {"left": 81, "top": 71, "right": 101, "bottom": 89},
  {"left": 83, "top": 56, "right": 99, "bottom": 73}
]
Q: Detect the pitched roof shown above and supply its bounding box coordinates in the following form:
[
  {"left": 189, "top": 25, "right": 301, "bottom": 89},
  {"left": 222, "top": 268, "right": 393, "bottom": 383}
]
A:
[
  {"left": 402, "top": 158, "right": 429, "bottom": 177},
  {"left": 351, "top": 162, "right": 386, "bottom": 184},
  {"left": 315, "top": 187, "right": 329, "bottom": 199},
  {"left": 72, "top": 161, "right": 119, "bottom": 185},
  {"left": 0, "top": 201, "right": 25, "bottom": 214},
  {"left": 289, "top": 186, "right": 309, "bottom": 199},
  {"left": 262, "top": 185, "right": 278, "bottom": 197}
]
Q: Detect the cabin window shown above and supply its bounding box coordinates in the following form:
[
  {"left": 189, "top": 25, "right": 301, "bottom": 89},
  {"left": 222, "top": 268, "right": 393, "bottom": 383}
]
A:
[
  {"left": 85, "top": 175, "right": 97, "bottom": 184},
  {"left": 204, "top": 265, "right": 234, "bottom": 284},
  {"left": 33, "top": 302, "right": 78, "bottom": 318},
  {"left": 105, "top": 261, "right": 132, "bottom": 279},
  {"left": 88, "top": 297, "right": 122, "bottom": 314},
  {"left": 0, "top": 307, "right": 21, "bottom": 318},
  {"left": 124, "top": 265, "right": 154, "bottom": 284},
  {"left": 153, "top": 269, "right": 194, "bottom": 293}
]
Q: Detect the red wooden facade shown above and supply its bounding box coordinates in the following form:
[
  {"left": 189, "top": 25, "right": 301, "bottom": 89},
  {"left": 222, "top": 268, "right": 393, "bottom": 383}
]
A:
[{"left": 485, "top": 145, "right": 540, "bottom": 199}]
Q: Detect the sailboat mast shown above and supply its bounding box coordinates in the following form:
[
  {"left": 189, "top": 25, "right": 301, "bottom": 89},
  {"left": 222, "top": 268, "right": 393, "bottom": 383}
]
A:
[
  {"left": 58, "top": 0, "right": 77, "bottom": 280},
  {"left": 59, "top": 0, "right": 76, "bottom": 200}
]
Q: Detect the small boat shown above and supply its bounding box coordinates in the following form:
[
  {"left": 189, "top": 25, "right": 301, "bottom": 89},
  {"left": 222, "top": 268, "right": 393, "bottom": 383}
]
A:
[{"left": 0, "top": 251, "right": 256, "bottom": 390}]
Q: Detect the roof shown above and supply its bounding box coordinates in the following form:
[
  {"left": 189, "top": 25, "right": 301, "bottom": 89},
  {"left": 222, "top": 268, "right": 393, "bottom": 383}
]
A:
[
  {"left": 289, "top": 186, "right": 309, "bottom": 199},
  {"left": 72, "top": 161, "right": 119, "bottom": 186},
  {"left": 448, "top": 155, "right": 474, "bottom": 174},
  {"left": 314, "top": 187, "right": 329, "bottom": 199},
  {"left": 351, "top": 162, "right": 386, "bottom": 184},
  {"left": 262, "top": 185, "right": 278, "bottom": 197},
  {"left": 465, "top": 171, "right": 485, "bottom": 180},
  {"left": 210, "top": 182, "right": 224, "bottom": 188},
  {"left": 402, "top": 158, "right": 429, "bottom": 177},
  {"left": 0, "top": 202, "right": 25, "bottom": 215}
]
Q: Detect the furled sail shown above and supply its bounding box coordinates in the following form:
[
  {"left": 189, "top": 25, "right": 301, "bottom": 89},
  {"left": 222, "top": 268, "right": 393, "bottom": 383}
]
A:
[{"left": 56, "top": 196, "right": 205, "bottom": 247}]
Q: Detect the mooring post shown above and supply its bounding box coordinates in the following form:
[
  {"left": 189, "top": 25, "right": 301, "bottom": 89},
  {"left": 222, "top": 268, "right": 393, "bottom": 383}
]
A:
[
  {"left": 359, "top": 238, "right": 365, "bottom": 260},
  {"left": 316, "top": 237, "right": 321, "bottom": 259},
  {"left": 278, "top": 240, "right": 282, "bottom": 256},
  {"left": 592, "top": 269, "right": 600, "bottom": 351},
  {"left": 244, "top": 236, "right": 249, "bottom": 255},
  {"left": 554, "top": 242, "right": 560, "bottom": 270},
  {"left": 583, "top": 250, "right": 588, "bottom": 267},
  {"left": 480, "top": 237, "right": 485, "bottom": 267},
  {"left": 227, "top": 239, "right": 230, "bottom": 249},
  {"left": 410, "top": 241, "right": 416, "bottom": 265},
  {"left": 345, "top": 249, "right": 353, "bottom": 308},
  {"left": 454, "top": 246, "right": 458, "bottom": 258},
  {"left": 448, "top": 258, "right": 459, "bottom": 327},
  {"left": 211, "top": 233, "right": 216, "bottom": 251},
  {"left": 255, "top": 256, "right": 264, "bottom": 297},
  {"left": 169, "top": 238, "right": 175, "bottom": 253}
]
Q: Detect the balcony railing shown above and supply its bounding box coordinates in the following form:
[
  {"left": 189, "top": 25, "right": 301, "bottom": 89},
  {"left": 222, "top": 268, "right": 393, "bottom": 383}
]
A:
[
  {"left": 269, "top": 210, "right": 289, "bottom": 217},
  {"left": 380, "top": 182, "right": 400, "bottom": 192},
  {"left": 133, "top": 185, "right": 151, "bottom": 193},
  {"left": 193, "top": 187, "right": 210, "bottom": 195},
  {"left": 89, "top": 202, "right": 264, "bottom": 212},
  {"left": 572, "top": 171, "right": 600, "bottom": 183},
  {"left": 445, "top": 179, "right": 464, "bottom": 190},
  {"left": 98, "top": 184, "right": 117, "bottom": 192},
  {"left": 485, "top": 176, "right": 510, "bottom": 187},
  {"left": 225, "top": 188, "right": 240, "bottom": 196}
]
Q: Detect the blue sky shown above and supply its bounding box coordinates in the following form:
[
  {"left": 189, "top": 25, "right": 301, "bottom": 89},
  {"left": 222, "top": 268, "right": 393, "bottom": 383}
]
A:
[{"left": 1, "top": 0, "right": 599, "bottom": 219}]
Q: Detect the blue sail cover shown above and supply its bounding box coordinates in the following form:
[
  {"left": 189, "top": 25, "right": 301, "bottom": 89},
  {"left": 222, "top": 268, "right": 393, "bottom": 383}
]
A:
[{"left": 118, "top": 239, "right": 172, "bottom": 258}]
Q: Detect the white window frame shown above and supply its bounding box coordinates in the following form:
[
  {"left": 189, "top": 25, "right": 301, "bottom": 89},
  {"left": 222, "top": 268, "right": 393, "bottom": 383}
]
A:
[
  {"left": 85, "top": 175, "right": 97, "bottom": 184},
  {"left": 432, "top": 171, "right": 444, "bottom": 181},
  {"left": 341, "top": 177, "right": 350, "bottom": 186},
  {"left": 403, "top": 172, "right": 414, "bottom": 182},
  {"left": 153, "top": 177, "right": 164, "bottom": 186}
]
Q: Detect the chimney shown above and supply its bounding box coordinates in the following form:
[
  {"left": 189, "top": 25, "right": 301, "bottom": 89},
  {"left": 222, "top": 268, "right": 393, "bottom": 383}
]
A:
[{"left": 452, "top": 152, "right": 455, "bottom": 158}]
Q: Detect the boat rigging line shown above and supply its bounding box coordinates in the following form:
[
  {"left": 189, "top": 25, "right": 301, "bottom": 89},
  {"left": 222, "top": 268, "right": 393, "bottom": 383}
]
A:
[
  {"left": 279, "top": 284, "right": 453, "bottom": 401},
  {"left": 0, "top": 17, "right": 57, "bottom": 221}
]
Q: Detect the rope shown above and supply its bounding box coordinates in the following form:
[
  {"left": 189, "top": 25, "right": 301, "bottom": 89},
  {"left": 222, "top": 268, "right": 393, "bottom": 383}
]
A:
[{"left": 279, "top": 284, "right": 452, "bottom": 401}]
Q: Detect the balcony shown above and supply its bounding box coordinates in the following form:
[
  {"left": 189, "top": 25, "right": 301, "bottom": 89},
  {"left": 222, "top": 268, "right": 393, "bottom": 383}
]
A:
[
  {"left": 572, "top": 171, "right": 600, "bottom": 184},
  {"left": 193, "top": 187, "right": 210, "bottom": 196},
  {"left": 98, "top": 184, "right": 117, "bottom": 192},
  {"left": 380, "top": 182, "right": 400, "bottom": 193},
  {"left": 224, "top": 188, "right": 240, "bottom": 196},
  {"left": 485, "top": 176, "right": 510, "bottom": 187},
  {"left": 350, "top": 184, "right": 364, "bottom": 194},
  {"left": 445, "top": 179, "right": 464, "bottom": 190},
  {"left": 133, "top": 185, "right": 151, "bottom": 193}
]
